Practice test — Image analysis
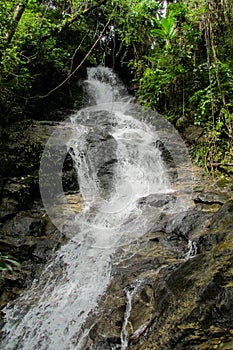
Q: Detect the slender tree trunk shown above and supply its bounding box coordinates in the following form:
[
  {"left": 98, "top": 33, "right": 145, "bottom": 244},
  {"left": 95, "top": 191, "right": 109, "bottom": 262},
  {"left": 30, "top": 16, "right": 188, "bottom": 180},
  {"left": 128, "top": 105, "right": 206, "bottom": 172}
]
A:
[
  {"left": 207, "top": 0, "right": 232, "bottom": 135},
  {"left": 4, "top": 0, "right": 29, "bottom": 45},
  {"left": 204, "top": 21, "right": 215, "bottom": 124},
  {"left": 0, "top": 1, "right": 28, "bottom": 63}
]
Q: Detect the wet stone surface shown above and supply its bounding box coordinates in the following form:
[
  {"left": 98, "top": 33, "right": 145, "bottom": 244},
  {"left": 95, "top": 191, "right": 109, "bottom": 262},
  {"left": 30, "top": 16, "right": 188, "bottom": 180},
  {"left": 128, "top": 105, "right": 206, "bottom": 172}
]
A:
[
  {"left": 0, "top": 121, "right": 79, "bottom": 308},
  {"left": 0, "top": 120, "right": 232, "bottom": 350},
  {"left": 79, "top": 195, "right": 233, "bottom": 350}
]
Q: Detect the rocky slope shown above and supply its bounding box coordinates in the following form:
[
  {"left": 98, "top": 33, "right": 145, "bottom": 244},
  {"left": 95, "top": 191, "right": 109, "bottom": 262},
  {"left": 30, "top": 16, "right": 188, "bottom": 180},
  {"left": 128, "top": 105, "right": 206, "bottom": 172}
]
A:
[
  {"left": 82, "top": 200, "right": 233, "bottom": 349},
  {"left": 0, "top": 120, "right": 75, "bottom": 307},
  {"left": 0, "top": 120, "right": 232, "bottom": 349}
]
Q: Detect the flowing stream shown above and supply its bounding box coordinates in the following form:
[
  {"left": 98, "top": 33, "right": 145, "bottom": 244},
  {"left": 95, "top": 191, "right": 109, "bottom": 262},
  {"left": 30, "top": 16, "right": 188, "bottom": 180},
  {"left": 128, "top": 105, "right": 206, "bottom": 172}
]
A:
[{"left": 0, "top": 66, "right": 193, "bottom": 350}]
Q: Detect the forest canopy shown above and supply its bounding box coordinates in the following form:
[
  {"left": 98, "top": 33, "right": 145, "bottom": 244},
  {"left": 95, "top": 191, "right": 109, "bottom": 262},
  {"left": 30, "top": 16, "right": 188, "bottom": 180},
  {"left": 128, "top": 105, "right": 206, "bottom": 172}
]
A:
[{"left": 0, "top": 0, "right": 232, "bottom": 172}]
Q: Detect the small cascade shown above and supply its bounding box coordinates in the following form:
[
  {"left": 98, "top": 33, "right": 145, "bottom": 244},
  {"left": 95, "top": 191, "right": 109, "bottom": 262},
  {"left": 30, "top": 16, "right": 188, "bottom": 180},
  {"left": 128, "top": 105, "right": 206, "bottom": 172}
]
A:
[
  {"left": 84, "top": 66, "right": 129, "bottom": 105},
  {"left": 120, "top": 281, "right": 142, "bottom": 350},
  {"left": 185, "top": 240, "right": 198, "bottom": 259}
]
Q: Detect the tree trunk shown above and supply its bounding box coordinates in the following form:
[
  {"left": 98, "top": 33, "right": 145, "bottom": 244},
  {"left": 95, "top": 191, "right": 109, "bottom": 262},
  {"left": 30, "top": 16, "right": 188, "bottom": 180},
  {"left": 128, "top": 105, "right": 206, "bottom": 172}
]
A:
[
  {"left": 4, "top": 0, "right": 29, "bottom": 45},
  {"left": 0, "top": 1, "right": 28, "bottom": 63}
]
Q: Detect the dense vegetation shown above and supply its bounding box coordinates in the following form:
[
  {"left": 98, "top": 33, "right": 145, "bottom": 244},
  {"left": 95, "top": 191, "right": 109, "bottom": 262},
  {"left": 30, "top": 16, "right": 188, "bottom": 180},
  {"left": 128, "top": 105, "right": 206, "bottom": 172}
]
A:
[{"left": 0, "top": 0, "right": 232, "bottom": 173}]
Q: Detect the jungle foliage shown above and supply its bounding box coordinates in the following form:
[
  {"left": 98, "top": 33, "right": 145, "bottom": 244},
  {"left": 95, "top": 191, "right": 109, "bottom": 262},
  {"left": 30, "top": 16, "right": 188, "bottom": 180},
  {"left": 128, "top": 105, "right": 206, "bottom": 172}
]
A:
[
  {"left": 133, "top": 0, "right": 233, "bottom": 173},
  {"left": 0, "top": 0, "right": 232, "bottom": 172}
]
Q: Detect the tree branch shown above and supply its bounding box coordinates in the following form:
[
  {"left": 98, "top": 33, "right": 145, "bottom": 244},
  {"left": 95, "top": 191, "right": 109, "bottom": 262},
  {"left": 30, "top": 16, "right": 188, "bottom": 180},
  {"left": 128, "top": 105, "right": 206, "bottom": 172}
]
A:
[
  {"left": 68, "top": 0, "right": 108, "bottom": 26},
  {"left": 36, "top": 17, "right": 111, "bottom": 100}
]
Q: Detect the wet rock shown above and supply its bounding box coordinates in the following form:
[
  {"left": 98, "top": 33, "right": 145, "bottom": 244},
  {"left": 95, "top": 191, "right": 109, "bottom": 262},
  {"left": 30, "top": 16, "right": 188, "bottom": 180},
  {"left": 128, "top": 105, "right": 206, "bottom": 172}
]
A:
[
  {"left": 0, "top": 117, "right": 233, "bottom": 350},
  {"left": 78, "top": 227, "right": 186, "bottom": 349},
  {"left": 0, "top": 208, "right": 62, "bottom": 259},
  {"left": 0, "top": 121, "right": 55, "bottom": 179},
  {"left": 137, "top": 193, "right": 176, "bottom": 208},
  {"left": 194, "top": 191, "right": 230, "bottom": 205},
  {"left": 0, "top": 204, "right": 17, "bottom": 224},
  {"left": 156, "top": 140, "right": 177, "bottom": 169},
  {"left": 1, "top": 212, "right": 43, "bottom": 241},
  {"left": 62, "top": 154, "right": 79, "bottom": 193},
  {"left": 79, "top": 199, "right": 233, "bottom": 350},
  {"left": 28, "top": 218, "right": 45, "bottom": 237},
  {"left": 192, "top": 173, "right": 232, "bottom": 213},
  {"left": 0, "top": 201, "right": 63, "bottom": 308},
  {"left": 165, "top": 207, "right": 208, "bottom": 239},
  {"left": 1, "top": 177, "right": 38, "bottom": 211},
  {"left": 145, "top": 205, "right": 209, "bottom": 243},
  {"left": 85, "top": 130, "right": 118, "bottom": 196},
  {"left": 97, "top": 158, "right": 118, "bottom": 196},
  {"left": 208, "top": 199, "right": 233, "bottom": 230},
  {"left": 65, "top": 192, "right": 84, "bottom": 213},
  {"left": 190, "top": 200, "right": 233, "bottom": 252},
  {"left": 197, "top": 231, "right": 226, "bottom": 253},
  {"left": 74, "top": 110, "right": 115, "bottom": 129},
  {"left": 0, "top": 120, "right": 77, "bottom": 310}
]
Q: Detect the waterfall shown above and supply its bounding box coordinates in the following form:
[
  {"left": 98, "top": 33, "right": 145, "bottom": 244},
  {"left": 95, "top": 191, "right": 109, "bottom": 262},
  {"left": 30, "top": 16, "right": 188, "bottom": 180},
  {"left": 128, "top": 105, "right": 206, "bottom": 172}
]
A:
[
  {"left": 0, "top": 66, "right": 193, "bottom": 350},
  {"left": 120, "top": 281, "right": 143, "bottom": 350},
  {"left": 84, "top": 66, "right": 129, "bottom": 105},
  {"left": 185, "top": 240, "right": 198, "bottom": 259}
]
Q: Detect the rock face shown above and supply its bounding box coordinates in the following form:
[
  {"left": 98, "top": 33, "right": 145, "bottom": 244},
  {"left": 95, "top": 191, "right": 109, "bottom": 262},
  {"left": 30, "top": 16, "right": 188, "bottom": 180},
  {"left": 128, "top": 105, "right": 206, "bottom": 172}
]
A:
[
  {"left": 71, "top": 169, "right": 233, "bottom": 350},
  {"left": 0, "top": 120, "right": 233, "bottom": 350},
  {"left": 84, "top": 128, "right": 118, "bottom": 197},
  {"left": 0, "top": 121, "right": 79, "bottom": 306},
  {"left": 81, "top": 198, "right": 233, "bottom": 350}
]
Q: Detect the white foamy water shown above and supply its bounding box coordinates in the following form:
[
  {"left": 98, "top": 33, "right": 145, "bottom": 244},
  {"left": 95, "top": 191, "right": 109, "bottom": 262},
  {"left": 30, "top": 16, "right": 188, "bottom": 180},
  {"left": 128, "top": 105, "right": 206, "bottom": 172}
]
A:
[{"left": 0, "top": 67, "right": 192, "bottom": 350}]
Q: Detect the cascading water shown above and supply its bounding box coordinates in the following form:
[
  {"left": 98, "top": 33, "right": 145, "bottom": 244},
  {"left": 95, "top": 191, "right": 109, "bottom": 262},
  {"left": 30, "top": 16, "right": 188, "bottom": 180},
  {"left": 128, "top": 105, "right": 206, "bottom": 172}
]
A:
[
  {"left": 0, "top": 66, "right": 193, "bottom": 350},
  {"left": 84, "top": 66, "right": 129, "bottom": 105}
]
